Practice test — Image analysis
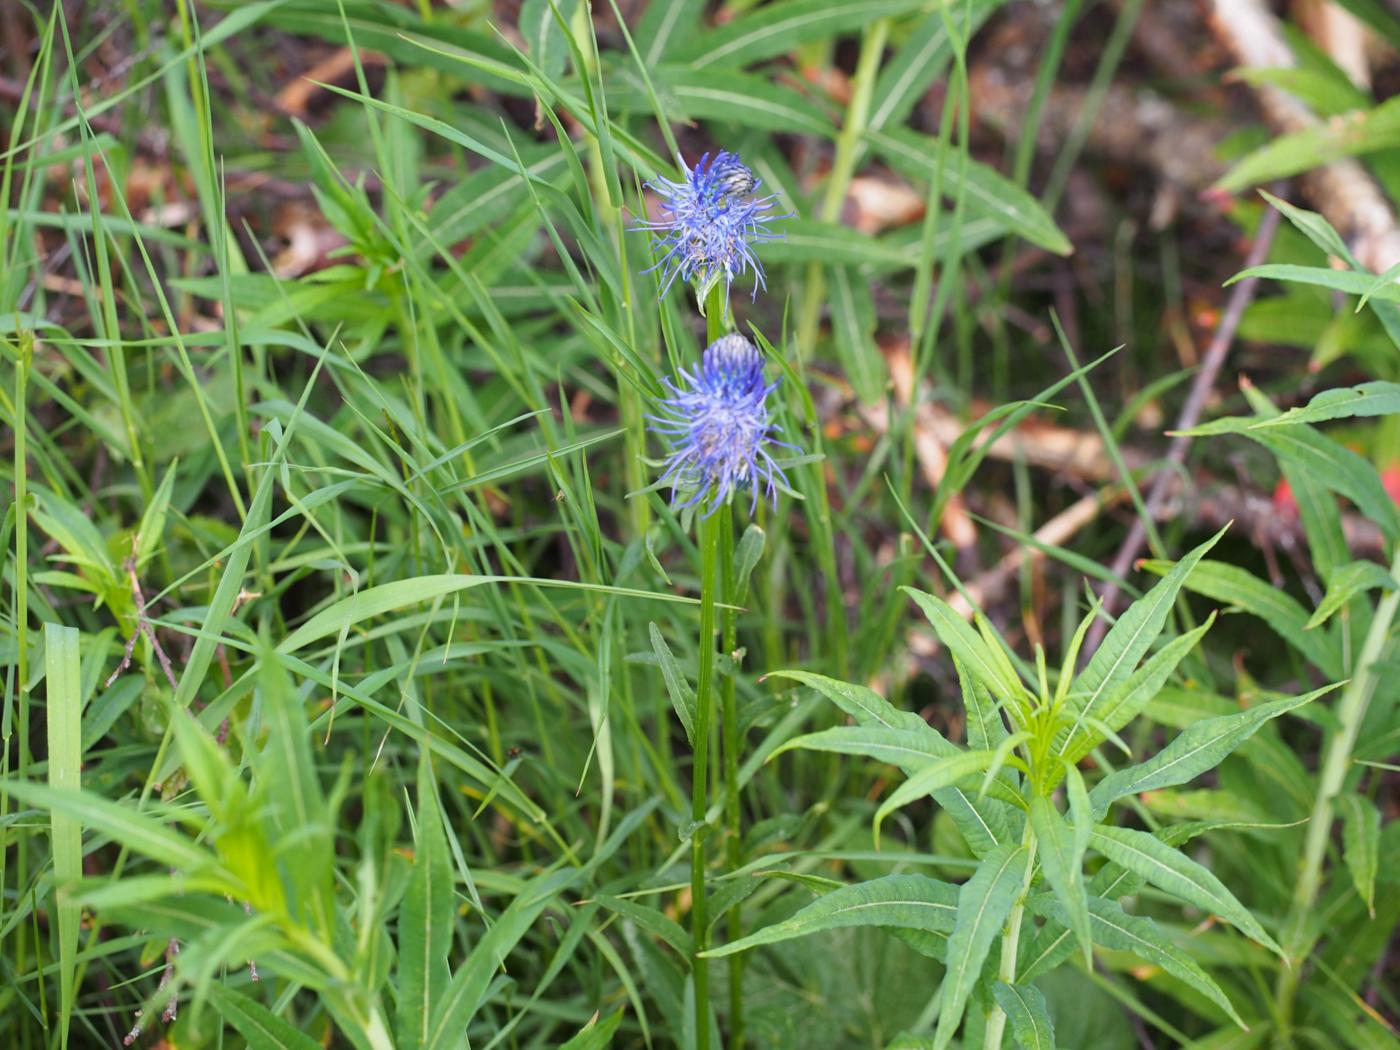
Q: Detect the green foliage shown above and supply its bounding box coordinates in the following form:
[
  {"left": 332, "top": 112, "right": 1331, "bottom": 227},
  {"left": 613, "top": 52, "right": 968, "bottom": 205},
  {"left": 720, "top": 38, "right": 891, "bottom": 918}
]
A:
[{"left": 2, "top": 0, "right": 1399, "bottom": 1048}]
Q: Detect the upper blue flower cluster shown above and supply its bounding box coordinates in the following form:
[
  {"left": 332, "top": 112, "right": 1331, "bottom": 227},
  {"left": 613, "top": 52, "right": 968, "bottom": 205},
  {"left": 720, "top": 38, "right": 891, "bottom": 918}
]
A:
[
  {"left": 650, "top": 334, "right": 795, "bottom": 517},
  {"left": 638, "top": 151, "right": 782, "bottom": 302}
]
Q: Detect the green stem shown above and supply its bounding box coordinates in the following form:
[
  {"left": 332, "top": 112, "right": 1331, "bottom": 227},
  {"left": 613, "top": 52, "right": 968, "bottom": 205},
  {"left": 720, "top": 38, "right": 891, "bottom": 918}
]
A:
[
  {"left": 718, "top": 502, "right": 743, "bottom": 1047},
  {"left": 983, "top": 822, "right": 1039, "bottom": 1050},
  {"left": 794, "top": 18, "right": 890, "bottom": 358},
  {"left": 1274, "top": 545, "right": 1400, "bottom": 1035},
  {"left": 691, "top": 511, "right": 720, "bottom": 1050}
]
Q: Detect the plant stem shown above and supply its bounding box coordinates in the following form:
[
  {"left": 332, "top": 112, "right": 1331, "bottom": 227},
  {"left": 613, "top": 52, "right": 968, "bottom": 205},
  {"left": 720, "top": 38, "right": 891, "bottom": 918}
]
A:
[
  {"left": 983, "top": 822, "right": 1039, "bottom": 1050},
  {"left": 718, "top": 501, "right": 744, "bottom": 1047},
  {"left": 1274, "top": 545, "right": 1400, "bottom": 1035},
  {"left": 794, "top": 18, "right": 890, "bottom": 359},
  {"left": 691, "top": 510, "right": 720, "bottom": 1050}
]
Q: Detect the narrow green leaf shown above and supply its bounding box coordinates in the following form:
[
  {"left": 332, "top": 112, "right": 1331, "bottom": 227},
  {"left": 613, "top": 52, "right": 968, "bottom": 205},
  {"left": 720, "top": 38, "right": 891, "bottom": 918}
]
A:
[
  {"left": 1252, "top": 381, "right": 1400, "bottom": 428},
  {"left": 399, "top": 756, "right": 455, "bottom": 1050},
  {"left": 559, "top": 1008, "right": 626, "bottom": 1050},
  {"left": 1028, "top": 797, "right": 1091, "bottom": 966},
  {"left": 1089, "top": 826, "right": 1281, "bottom": 955},
  {"left": 1088, "top": 684, "right": 1337, "bottom": 820},
  {"left": 0, "top": 781, "right": 213, "bottom": 873},
  {"left": 934, "top": 844, "right": 1029, "bottom": 1050},
  {"left": 1065, "top": 527, "right": 1226, "bottom": 741},
  {"left": 774, "top": 724, "right": 957, "bottom": 769},
  {"left": 992, "top": 982, "right": 1055, "bottom": 1050},
  {"left": 678, "top": 0, "right": 926, "bottom": 69},
  {"left": 1306, "top": 560, "right": 1398, "bottom": 630},
  {"left": 425, "top": 868, "right": 576, "bottom": 1045},
  {"left": 1339, "top": 794, "right": 1381, "bottom": 915},
  {"left": 876, "top": 749, "right": 998, "bottom": 842},
  {"left": 905, "top": 588, "right": 1022, "bottom": 699},
  {"left": 1215, "top": 95, "right": 1400, "bottom": 191},
  {"left": 701, "top": 873, "right": 959, "bottom": 958},
  {"left": 828, "top": 264, "right": 885, "bottom": 403},
  {"left": 44, "top": 623, "right": 83, "bottom": 1049},
  {"left": 1059, "top": 617, "right": 1213, "bottom": 765},
  {"left": 1037, "top": 894, "right": 1246, "bottom": 1027},
  {"left": 1139, "top": 559, "right": 1341, "bottom": 677},
  {"left": 649, "top": 623, "right": 696, "bottom": 745},
  {"left": 869, "top": 127, "right": 1073, "bottom": 255},
  {"left": 205, "top": 985, "right": 322, "bottom": 1050}
]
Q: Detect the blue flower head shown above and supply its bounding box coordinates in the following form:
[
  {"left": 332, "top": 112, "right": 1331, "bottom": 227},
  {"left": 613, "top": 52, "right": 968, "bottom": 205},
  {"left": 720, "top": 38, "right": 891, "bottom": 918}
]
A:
[
  {"left": 638, "top": 151, "right": 782, "bottom": 307},
  {"left": 650, "top": 334, "right": 798, "bottom": 517}
]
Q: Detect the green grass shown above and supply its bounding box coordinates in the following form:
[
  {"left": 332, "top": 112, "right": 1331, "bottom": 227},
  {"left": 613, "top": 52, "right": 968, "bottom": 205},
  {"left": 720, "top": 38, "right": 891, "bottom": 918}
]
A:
[{"left": 2, "top": 1, "right": 1400, "bottom": 1048}]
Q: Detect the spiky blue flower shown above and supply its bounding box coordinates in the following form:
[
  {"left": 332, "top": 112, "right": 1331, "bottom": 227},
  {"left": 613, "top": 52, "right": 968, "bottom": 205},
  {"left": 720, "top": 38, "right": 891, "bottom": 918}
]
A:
[
  {"left": 637, "top": 151, "right": 782, "bottom": 302},
  {"left": 650, "top": 334, "right": 798, "bottom": 517}
]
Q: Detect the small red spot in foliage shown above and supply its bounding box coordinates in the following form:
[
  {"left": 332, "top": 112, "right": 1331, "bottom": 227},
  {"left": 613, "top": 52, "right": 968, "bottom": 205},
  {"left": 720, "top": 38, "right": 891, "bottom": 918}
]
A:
[
  {"left": 1382, "top": 466, "right": 1400, "bottom": 505},
  {"left": 1273, "top": 478, "right": 1298, "bottom": 520}
]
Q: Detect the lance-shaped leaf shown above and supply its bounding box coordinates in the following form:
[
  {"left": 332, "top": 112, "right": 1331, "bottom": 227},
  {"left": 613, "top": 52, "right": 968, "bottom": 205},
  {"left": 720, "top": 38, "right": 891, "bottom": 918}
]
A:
[
  {"left": 992, "top": 982, "right": 1055, "bottom": 1050},
  {"left": 701, "top": 873, "right": 959, "bottom": 958},
  {"left": 1063, "top": 527, "right": 1226, "bottom": 745},
  {"left": 1059, "top": 617, "right": 1214, "bottom": 765},
  {"left": 649, "top": 623, "right": 696, "bottom": 744},
  {"left": 875, "top": 749, "right": 999, "bottom": 844},
  {"left": 775, "top": 725, "right": 958, "bottom": 769},
  {"left": 934, "top": 844, "right": 1030, "bottom": 1050},
  {"left": 1088, "top": 684, "right": 1338, "bottom": 820},
  {"left": 1028, "top": 797, "right": 1091, "bottom": 966},
  {"left": 771, "top": 669, "right": 1018, "bottom": 855},
  {"left": 1089, "top": 826, "right": 1281, "bottom": 956},
  {"left": 1305, "top": 560, "right": 1398, "bottom": 631},
  {"left": 1032, "top": 893, "right": 1246, "bottom": 1028},
  {"left": 399, "top": 757, "right": 455, "bottom": 1050},
  {"left": 905, "top": 588, "right": 1024, "bottom": 699},
  {"left": 1339, "top": 794, "right": 1381, "bottom": 916},
  {"left": 205, "top": 985, "right": 322, "bottom": 1050}
]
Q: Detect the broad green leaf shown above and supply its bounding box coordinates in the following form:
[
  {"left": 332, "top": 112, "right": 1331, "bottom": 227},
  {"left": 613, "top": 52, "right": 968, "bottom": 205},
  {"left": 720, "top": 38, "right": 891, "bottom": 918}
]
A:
[
  {"left": 906, "top": 588, "right": 1023, "bottom": 699},
  {"left": 1089, "top": 826, "right": 1281, "bottom": 956},
  {"left": 934, "top": 844, "right": 1030, "bottom": 1050},
  {"left": 1252, "top": 381, "right": 1400, "bottom": 428},
  {"left": 1059, "top": 617, "right": 1213, "bottom": 765},
  {"left": 678, "top": 0, "right": 927, "bottom": 69},
  {"left": 992, "top": 981, "right": 1055, "bottom": 1050},
  {"left": 649, "top": 623, "right": 696, "bottom": 745},
  {"left": 1339, "top": 794, "right": 1381, "bottom": 915},
  {"left": 44, "top": 624, "right": 83, "bottom": 1049},
  {"left": 1088, "top": 684, "right": 1337, "bottom": 820},
  {"left": 1139, "top": 559, "right": 1341, "bottom": 678},
  {"left": 399, "top": 757, "right": 455, "bottom": 1050},
  {"left": 1064, "top": 527, "right": 1226, "bottom": 742},
  {"left": 1034, "top": 894, "right": 1246, "bottom": 1027},
  {"left": 1306, "top": 560, "right": 1398, "bottom": 630},
  {"left": 1028, "top": 797, "right": 1091, "bottom": 966},
  {"left": 702, "top": 874, "right": 959, "bottom": 958},
  {"left": 205, "top": 985, "right": 322, "bottom": 1050},
  {"left": 869, "top": 128, "right": 1072, "bottom": 255}
]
